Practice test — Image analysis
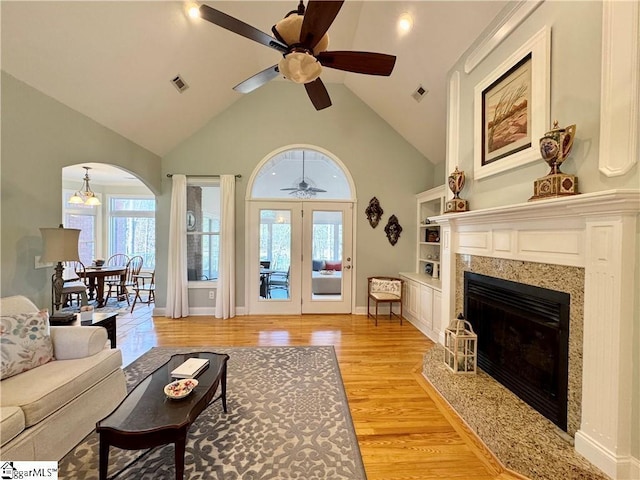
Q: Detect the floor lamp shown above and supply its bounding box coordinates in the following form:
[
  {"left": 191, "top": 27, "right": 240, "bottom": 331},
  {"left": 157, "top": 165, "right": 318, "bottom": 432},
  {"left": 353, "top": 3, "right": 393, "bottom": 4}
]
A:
[{"left": 40, "top": 224, "right": 81, "bottom": 319}]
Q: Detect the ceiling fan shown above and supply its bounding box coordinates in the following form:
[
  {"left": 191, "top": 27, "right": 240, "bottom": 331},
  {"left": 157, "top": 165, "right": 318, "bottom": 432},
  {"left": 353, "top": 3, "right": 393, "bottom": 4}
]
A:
[
  {"left": 198, "top": 1, "right": 397, "bottom": 110},
  {"left": 280, "top": 151, "right": 326, "bottom": 197}
]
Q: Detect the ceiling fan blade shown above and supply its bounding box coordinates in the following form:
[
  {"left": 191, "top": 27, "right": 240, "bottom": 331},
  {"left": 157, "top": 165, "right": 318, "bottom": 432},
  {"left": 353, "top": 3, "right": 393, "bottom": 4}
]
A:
[
  {"left": 308, "top": 187, "right": 327, "bottom": 193},
  {"left": 199, "top": 4, "right": 288, "bottom": 53},
  {"left": 280, "top": 187, "right": 299, "bottom": 191},
  {"left": 317, "top": 51, "right": 397, "bottom": 76},
  {"left": 299, "top": 0, "right": 344, "bottom": 50},
  {"left": 304, "top": 78, "right": 332, "bottom": 111},
  {"left": 233, "top": 65, "right": 280, "bottom": 93}
]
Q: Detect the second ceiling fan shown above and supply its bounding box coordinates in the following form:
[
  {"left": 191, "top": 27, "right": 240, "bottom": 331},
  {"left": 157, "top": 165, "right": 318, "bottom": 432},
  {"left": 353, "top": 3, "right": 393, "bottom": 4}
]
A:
[{"left": 198, "top": 0, "right": 397, "bottom": 110}]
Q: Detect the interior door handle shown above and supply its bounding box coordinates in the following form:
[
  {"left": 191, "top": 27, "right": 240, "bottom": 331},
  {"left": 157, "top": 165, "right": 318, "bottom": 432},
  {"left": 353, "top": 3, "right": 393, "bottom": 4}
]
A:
[{"left": 343, "top": 265, "right": 351, "bottom": 269}]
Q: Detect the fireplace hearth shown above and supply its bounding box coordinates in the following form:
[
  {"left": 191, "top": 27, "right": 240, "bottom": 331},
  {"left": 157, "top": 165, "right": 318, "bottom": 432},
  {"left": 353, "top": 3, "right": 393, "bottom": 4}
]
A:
[{"left": 464, "top": 271, "right": 570, "bottom": 431}]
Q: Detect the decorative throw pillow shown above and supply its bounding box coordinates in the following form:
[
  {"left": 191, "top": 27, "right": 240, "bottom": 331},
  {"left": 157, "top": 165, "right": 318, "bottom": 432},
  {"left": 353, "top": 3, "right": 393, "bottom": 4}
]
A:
[
  {"left": 371, "top": 279, "right": 401, "bottom": 296},
  {"left": 325, "top": 261, "right": 342, "bottom": 271},
  {"left": 1, "top": 311, "right": 54, "bottom": 380},
  {"left": 312, "top": 260, "right": 325, "bottom": 272}
]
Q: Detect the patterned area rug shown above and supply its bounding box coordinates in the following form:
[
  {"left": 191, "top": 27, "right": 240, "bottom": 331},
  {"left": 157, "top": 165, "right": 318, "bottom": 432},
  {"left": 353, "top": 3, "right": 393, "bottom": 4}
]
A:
[
  {"left": 59, "top": 297, "right": 132, "bottom": 315},
  {"left": 59, "top": 346, "right": 366, "bottom": 480}
]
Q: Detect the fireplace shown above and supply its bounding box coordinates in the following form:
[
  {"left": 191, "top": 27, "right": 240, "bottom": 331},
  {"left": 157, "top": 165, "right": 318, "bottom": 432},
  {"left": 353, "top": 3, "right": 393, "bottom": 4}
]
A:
[{"left": 464, "top": 271, "right": 570, "bottom": 431}]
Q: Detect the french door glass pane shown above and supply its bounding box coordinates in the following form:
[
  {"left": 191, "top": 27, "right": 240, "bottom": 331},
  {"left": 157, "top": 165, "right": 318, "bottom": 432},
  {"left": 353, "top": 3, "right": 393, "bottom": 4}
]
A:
[
  {"left": 311, "top": 210, "right": 343, "bottom": 298},
  {"left": 259, "top": 210, "right": 291, "bottom": 300}
]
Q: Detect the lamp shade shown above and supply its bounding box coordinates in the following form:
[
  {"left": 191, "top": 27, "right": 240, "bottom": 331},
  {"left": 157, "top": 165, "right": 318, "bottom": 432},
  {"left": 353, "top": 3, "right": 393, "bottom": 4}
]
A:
[{"left": 40, "top": 225, "right": 81, "bottom": 263}]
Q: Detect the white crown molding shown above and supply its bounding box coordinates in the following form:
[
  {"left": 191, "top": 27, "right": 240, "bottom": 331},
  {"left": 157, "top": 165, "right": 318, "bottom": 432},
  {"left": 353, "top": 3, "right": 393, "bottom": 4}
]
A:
[
  {"left": 598, "top": 0, "right": 639, "bottom": 177},
  {"left": 431, "top": 189, "right": 640, "bottom": 227},
  {"left": 464, "top": 0, "right": 544, "bottom": 74}
]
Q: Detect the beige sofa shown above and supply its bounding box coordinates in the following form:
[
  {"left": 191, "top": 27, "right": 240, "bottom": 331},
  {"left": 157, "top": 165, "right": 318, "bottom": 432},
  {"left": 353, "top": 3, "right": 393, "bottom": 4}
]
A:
[{"left": 0, "top": 295, "right": 127, "bottom": 460}]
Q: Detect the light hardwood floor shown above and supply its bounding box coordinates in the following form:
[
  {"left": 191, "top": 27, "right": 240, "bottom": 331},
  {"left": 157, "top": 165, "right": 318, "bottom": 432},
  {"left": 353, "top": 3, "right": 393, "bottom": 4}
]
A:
[{"left": 117, "top": 305, "right": 524, "bottom": 480}]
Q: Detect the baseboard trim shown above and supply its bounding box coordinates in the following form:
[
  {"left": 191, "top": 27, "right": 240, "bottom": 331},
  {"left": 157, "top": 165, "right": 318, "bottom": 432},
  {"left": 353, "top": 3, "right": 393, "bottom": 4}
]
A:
[{"left": 575, "top": 430, "right": 637, "bottom": 479}]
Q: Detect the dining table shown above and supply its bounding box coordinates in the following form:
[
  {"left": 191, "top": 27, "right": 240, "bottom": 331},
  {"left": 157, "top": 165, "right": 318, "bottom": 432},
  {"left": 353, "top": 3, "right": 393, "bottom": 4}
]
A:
[{"left": 84, "top": 266, "right": 127, "bottom": 308}]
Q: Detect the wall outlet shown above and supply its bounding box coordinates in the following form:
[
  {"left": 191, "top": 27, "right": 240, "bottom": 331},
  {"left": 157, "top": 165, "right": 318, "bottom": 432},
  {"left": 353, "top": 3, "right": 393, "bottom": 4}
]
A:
[{"left": 208, "top": 290, "right": 215, "bottom": 299}]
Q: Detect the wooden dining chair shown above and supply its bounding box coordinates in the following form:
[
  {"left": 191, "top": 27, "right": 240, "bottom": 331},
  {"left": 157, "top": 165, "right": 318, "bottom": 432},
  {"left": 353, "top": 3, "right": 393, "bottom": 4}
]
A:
[
  {"left": 60, "top": 261, "right": 89, "bottom": 308},
  {"left": 106, "top": 255, "right": 143, "bottom": 305},
  {"left": 131, "top": 270, "right": 155, "bottom": 312},
  {"left": 106, "top": 254, "right": 129, "bottom": 268}
]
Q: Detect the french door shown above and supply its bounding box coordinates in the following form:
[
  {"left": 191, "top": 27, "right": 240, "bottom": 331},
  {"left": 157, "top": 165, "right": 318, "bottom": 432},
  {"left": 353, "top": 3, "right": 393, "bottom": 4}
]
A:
[{"left": 248, "top": 201, "right": 353, "bottom": 315}]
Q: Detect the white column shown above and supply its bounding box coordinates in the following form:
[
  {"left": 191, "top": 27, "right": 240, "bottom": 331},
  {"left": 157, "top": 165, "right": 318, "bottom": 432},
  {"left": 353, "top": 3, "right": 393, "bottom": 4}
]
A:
[
  {"left": 437, "top": 218, "right": 455, "bottom": 345},
  {"left": 575, "top": 213, "right": 638, "bottom": 479}
]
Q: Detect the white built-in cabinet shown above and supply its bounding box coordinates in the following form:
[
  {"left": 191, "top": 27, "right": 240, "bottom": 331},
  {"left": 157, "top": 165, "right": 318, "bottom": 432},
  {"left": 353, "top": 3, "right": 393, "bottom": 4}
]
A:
[{"left": 400, "top": 185, "right": 446, "bottom": 342}]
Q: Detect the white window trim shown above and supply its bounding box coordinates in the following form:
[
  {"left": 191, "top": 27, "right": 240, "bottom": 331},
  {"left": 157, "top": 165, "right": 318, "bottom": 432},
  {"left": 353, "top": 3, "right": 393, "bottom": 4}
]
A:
[
  {"left": 106, "top": 193, "right": 155, "bottom": 266},
  {"left": 187, "top": 178, "right": 220, "bottom": 287},
  {"left": 62, "top": 188, "right": 103, "bottom": 260}
]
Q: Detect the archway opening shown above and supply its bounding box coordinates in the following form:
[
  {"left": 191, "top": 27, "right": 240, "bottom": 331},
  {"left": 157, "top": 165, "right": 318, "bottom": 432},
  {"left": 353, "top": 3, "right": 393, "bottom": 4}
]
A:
[{"left": 62, "top": 163, "right": 156, "bottom": 270}]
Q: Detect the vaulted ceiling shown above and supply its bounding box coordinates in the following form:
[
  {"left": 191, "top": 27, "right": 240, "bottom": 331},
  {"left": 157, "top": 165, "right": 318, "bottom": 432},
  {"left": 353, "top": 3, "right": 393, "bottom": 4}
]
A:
[{"left": 1, "top": 1, "right": 507, "bottom": 166}]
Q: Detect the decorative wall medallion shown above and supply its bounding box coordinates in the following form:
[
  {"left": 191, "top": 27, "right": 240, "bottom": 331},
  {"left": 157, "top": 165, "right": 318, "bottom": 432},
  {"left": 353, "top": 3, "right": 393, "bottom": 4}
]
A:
[
  {"left": 365, "top": 197, "right": 384, "bottom": 228},
  {"left": 384, "top": 215, "right": 402, "bottom": 246}
]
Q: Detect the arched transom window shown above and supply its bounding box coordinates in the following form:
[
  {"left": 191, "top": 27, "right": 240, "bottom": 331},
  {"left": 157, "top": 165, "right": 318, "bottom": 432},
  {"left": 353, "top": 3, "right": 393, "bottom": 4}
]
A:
[{"left": 250, "top": 148, "right": 353, "bottom": 200}]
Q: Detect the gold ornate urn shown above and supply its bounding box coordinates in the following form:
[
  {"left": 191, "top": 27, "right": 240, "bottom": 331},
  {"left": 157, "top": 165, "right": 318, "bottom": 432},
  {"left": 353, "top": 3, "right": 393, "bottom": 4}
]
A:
[
  {"left": 530, "top": 121, "right": 579, "bottom": 201},
  {"left": 444, "top": 166, "right": 469, "bottom": 213}
]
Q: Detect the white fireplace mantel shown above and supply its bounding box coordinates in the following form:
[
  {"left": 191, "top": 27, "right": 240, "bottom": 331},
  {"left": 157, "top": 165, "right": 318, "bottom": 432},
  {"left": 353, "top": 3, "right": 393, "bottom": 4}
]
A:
[{"left": 431, "top": 189, "right": 640, "bottom": 479}]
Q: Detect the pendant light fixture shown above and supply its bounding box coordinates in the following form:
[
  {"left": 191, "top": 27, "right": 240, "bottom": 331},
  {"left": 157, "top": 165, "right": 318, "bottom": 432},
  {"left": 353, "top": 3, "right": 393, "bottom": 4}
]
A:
[{"left": 68, "top": 166, "right": 101, "bottom": 206}]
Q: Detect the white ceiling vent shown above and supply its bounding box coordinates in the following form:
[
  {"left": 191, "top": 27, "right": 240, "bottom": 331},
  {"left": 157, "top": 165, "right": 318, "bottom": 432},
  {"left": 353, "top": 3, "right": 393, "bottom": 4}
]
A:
[
  {"left": 411, "top": 85, "right": 428, "bottom": 103},
  {"left": 171, "top": 74, "right": 189, "bottom": 93}
]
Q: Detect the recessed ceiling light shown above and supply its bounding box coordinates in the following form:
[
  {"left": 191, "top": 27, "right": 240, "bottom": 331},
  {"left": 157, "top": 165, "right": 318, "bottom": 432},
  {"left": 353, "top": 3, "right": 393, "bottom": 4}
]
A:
[
  {"left": 186, "top": 2, "right": 200, "bottom": 19},
  {"left": 398, "top": 13, "right": 413, "bottom": 34}
]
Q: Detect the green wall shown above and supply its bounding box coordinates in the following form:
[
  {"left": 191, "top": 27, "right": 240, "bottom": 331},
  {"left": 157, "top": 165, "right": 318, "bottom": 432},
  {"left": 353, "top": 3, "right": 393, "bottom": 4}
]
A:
[
  {"left": 1, "top": 72, "right": 161, "bottom": 307},
  {"left": 447, "top": 0, "right": 639, "bottom": 462},
  {"left": 1, "top": 72, "right": 436, "bottom": 311},
  {"left": 449, "top": 1, "right": 638, "bottom": 209},
  {"left": 161, "top": 81, "right": 435, "bottom": 308}
]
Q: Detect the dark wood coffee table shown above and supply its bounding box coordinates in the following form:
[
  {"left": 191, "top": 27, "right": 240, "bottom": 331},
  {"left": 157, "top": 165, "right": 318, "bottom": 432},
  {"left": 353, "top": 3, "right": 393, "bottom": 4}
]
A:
[
  {"left": 49, "top": 312, "right": 117, "bottom": 348},
  {"left": 96, "top": 352, "right": 229, "bottom": 480}
]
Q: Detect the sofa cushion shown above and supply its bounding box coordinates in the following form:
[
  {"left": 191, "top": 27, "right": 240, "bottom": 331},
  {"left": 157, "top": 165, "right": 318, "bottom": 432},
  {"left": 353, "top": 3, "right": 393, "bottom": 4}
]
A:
[
  {"left": 0, "top": 295, "right": 39, "bottom": 315},
  {"left": 312, "top": 259, "right": 325, "bottom": 271},
  {"left": 0, "top": 348, "right": 122, "bottom": 427},
  {"left": 0, "top": 406, "right": 25, "bottom": 446},
  {"left": 1, "top": 311, "right": 54, "bottom": 380},
  {"left": 324, "top": 260, "right": 342, "bottom": 271}
]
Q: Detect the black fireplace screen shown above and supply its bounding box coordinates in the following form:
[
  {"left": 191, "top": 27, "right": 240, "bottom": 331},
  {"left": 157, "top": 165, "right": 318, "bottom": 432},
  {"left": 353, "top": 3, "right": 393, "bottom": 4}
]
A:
[{"left": 464, "top": 272, "right": 570, "bottom": 430}]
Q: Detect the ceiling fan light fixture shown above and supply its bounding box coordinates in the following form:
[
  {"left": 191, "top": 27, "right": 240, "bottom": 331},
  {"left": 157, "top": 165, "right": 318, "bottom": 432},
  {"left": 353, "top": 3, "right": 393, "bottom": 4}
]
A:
[
  {"left": 274, "top": 15, "right": 329, "bottom": 55},
  {"left": 292, "top": 189, "right": 316, "bottom": 199},
  {"left": 278, "top": 52, "right": 322, "bottom": 84}
]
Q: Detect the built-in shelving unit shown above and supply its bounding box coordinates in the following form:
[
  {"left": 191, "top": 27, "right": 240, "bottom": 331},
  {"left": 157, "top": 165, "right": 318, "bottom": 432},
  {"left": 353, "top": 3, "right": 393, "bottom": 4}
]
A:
[
  {"left": 416, "top": 186, "right": 445, "bottom": 281},
  {"left": 399, "top": 185, "right": 446, "bottom": 342}
]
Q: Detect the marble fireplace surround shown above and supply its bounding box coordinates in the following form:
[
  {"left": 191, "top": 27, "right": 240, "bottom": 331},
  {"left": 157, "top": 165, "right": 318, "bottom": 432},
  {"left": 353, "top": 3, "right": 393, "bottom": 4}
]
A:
[
  {"left": 454, "top": 255, "right": 584, "bottom": 437},
  {"left": 430, "top": 190, "right": 639, "bottom": 480}
]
